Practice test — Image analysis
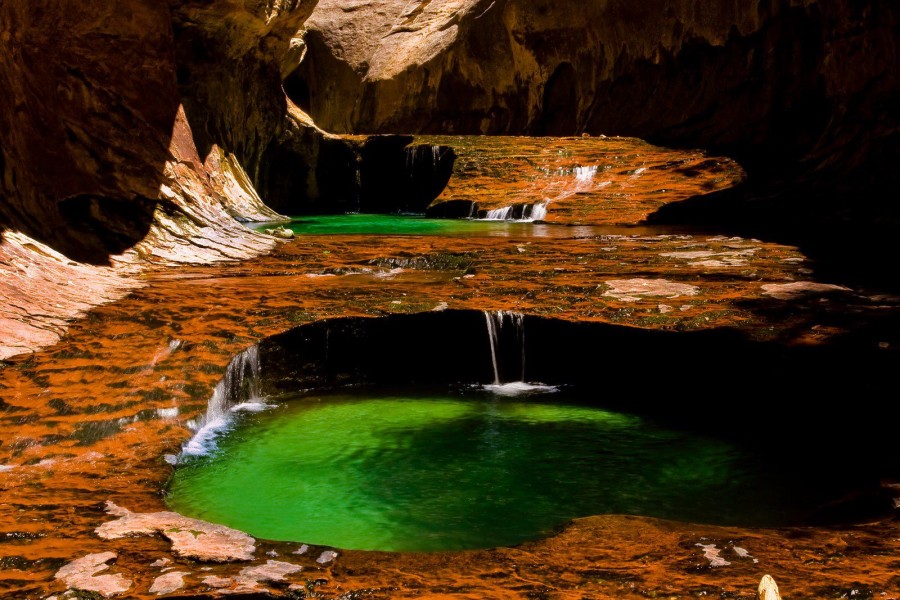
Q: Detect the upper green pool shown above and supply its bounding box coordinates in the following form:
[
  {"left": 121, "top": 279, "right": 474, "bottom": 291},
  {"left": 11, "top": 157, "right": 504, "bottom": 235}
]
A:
[
  {"left": 167, "top": 389, "right": 866, "bottom": 552},
  {"left": 253, "top": 213, "right": 551, "bottom": 236},
  {"left": 250, "top": 213, "right": 678, "bottom": 238}
]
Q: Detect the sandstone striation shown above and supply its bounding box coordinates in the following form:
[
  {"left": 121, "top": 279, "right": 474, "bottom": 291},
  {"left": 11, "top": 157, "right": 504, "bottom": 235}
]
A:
[{"left": 0, "top": 0, "right": 348, "bottom": 359}]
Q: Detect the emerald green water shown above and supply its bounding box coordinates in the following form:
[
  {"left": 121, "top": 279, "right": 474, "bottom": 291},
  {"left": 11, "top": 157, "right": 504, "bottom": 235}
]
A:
[
  {"left": 256, "top": 214, "right": 538, "bottom": 236},
  {"left": 168, "top": 391, "right": 859, "bottom": 552}
]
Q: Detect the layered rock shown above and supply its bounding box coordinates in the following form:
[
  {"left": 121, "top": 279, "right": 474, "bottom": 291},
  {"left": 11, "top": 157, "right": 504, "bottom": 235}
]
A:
[{"left": 0, "top": 0, "right": 343, "bottom": 359}]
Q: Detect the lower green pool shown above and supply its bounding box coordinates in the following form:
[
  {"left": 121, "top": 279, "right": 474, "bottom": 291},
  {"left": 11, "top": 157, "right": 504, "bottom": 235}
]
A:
[{"left": 167, "top": 391, "right": 872, "bottom": 552}]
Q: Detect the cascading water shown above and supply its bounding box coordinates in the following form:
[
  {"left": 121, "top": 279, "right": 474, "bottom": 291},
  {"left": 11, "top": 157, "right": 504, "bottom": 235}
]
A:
[
  {"left": 481, "top": 203, "right": 548, "bottom": 222},
  {"left": 477, "top": 164, "right": 597, "bottom": 222},
  {"left": 483, "top": 311, "right": 554, "bottom": 395},
  {"left": 182, "top": 345, "right": 267, "bottom": 456}
]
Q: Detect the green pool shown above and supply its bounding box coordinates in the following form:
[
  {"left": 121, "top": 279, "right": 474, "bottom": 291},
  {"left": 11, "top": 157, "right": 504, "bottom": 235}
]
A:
[
  {"left": 167, "top": 390, "right": 861, "bottom": 552},
  {"left": 254, "top": 213, "right": 549, "bottom": 236}
]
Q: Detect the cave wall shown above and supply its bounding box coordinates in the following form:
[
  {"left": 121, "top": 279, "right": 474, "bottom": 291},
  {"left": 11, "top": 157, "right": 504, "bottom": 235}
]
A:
[{"left": 296, "top": 0, "right": 898, "bottom": 179}]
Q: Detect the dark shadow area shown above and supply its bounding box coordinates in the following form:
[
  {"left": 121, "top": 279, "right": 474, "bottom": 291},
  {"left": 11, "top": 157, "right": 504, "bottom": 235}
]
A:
[
  {"left": 425, "top": 199, "right": 479, "bottom": 218},
  {"left": 647, "top": 166, "right": 900, "bottom": 292},
  {"left": 259, "top": 134, "right": 457, "bottom": 216},
  {"left": 283, "top": 68, "right": 312, "bottom": 113},
  {"left": 255, "top": 311, "right": 899, "bottom": 434},
  {"left": 206, "top": 310, "right": 900, "bottom": 528},
  {"left": 258, "top": 134, "right": 361, "bottom": 215},
  {"left": 55, "top": 195, "right": 163, "bottom": 264},
  {"left": 535, "top": 63, "right": 578, "bottom": 136},
  {"left": 359, "top": 137, "right": 456, "bottom": 213},
  {"left": 0, "top": 1, "right": 182, "bottom": 266}
]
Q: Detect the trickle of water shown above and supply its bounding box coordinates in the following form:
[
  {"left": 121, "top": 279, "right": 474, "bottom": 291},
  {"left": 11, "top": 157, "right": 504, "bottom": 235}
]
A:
[
  {"left": 182, "top": 345, "right": 264, "bottom": 456},
  {"left": 574, "top": 165, "right": 598, "bottom": 182},
  {"left": 143, "top": 339, "right": 182, "bottom": 373},
  {"left": 484, "top": 311, "right": 525, "bottom": 384},
  {"left": 485, "top": 312, "right": 501, "bottom": 384}
]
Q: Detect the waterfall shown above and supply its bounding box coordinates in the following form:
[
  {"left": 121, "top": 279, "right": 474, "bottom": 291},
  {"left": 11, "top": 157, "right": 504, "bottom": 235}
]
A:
[
  {"left": 483, "top": 311, "right": 557, "bottom": 396},
  {"left": 182, "top": 345, "right": 266, "bottom": 457},
  {"left": 480, "top": 203, "right": 547, "bottom": 222},
  {"left": 529, "top": 202, "right": 548, "bottom": 221},
  {"left": 574, "top": 165, "right": 598, "bottom": 182},
  {"left": 485, "top": 312, "right": 501, "bottom": 384},
  {"left": 483, "top": 311, "right": 525, "bottom": 384},
  {"left": 406, "top": 144, "right": 444, "bottom": 176},
  {"left": 483, "top": 206, "right": 514, "bottom": 221}
]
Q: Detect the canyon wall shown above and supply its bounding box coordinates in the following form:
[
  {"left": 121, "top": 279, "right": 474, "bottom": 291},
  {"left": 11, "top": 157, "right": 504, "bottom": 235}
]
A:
[
  {"left": 0, "top": 0, "right": 334, "bottom": 359},
  {"left": 2, "top": 0, "right": 897, "bottom": 357},
  {"left": 293, "top": 0, "right": 899, "bottom": 284},
  {"left": 297, "top": 0, "right": 898, "bottom": 175}
]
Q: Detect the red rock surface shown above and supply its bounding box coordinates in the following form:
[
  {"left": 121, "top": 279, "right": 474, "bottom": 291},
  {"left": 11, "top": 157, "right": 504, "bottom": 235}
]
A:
[{"left": 2, "top": 212, "right": 899, "bottom": 597}]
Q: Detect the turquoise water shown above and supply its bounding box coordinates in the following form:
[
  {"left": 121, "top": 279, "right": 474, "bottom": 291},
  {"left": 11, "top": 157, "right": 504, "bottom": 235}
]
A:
[
  {"left": 255, "top": 214, "right": 544, "bottom": 236},
  {"left": 168, "top": 391, "right": 852, "bottom": 552}
]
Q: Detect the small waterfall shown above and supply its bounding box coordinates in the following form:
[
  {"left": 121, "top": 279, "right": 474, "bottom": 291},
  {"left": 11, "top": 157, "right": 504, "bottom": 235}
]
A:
[
  {"left": 477, "top": 164, "right": 598, "bottom": 222},
  {"left": 480, "top": 202, "right": 547, "bottom": 222},
  {"left": 485, "top": 312, "right": 501, "bottom": 384},
  {"left": 483, "top": 311, "right": 556, "bottom": 396},
  {"left": 483, "top": 311, "right": 525, "bottom": 384},
  {"left": 483, "top": 206, "right": 514, "bottom": 221},
  {"left": 529, "top": 202, "right": 548, "bottom": 221},
  {"left": 182, "top": 345, "right": 266, "bottom": 457},
  {"left": 574, "top": 165, "right": 598, "bottom": 182}
]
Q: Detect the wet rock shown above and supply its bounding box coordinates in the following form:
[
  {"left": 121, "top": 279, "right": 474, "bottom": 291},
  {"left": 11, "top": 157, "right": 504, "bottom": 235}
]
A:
[
  {"left": 758, "top": 574, "right": 782, "bottom": 600},
  {"left": 150, "top": 558, "right": 171, "bottom": 568},
  {"left": 202, "top": 575, "right": 233, "bottom": 588},
  {"left": 263, "top": 227, "right": 295, "bottom": 239},
  {"left": 316, "top": 550, "right": 338, "bottom": 564},
  {"left": 97, "top": 502, "right": 255, "bottom": 562},
  {"left": 695, "top": 543, "right": 730, "bottom": 568},
  {"left": 238, "top": 559, "right": 302, "bottom": 584},
  {"left": 149, "top": 571, "right": 188, "bottom": 595},
  {"left": 55, "top": 552, "right": 131, "bottom": 598},
  {"left": 761, "top": 281, "right": 852, "bottom": 300},
  {"left": 603, "top": 278, "right": 699, "bottom": 302}
]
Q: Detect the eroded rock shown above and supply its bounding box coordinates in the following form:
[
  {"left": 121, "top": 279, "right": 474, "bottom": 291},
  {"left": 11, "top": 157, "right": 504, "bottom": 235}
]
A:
[
  {"left": 603, "top": 278, "right": 699, "bottom": 302},
  {"left": 97, "top": 502, "right": 255, "bottom": 562},
  {"left": 238, "top": 560, "right": 303, "bottom": 584},
  {"left": 695, "top": 543, "right": 731, "bottom": 568},
  {"left": 202, "top": 575, "right": 233, "bottom": 589},
  {"left": 149, "top": 571, "right": 189, "bottom": 595},
  {"left": 761, "top": 281, "right": 851, "bottom": 300},
  {"left": 758, "top": 574, "right": 782, "bottom": 600},
  {"left": 55, "top": 552, "right": 131, "bottom": 598}
]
